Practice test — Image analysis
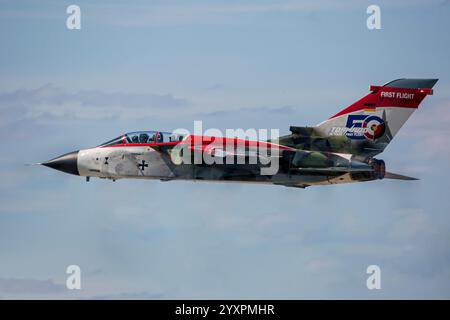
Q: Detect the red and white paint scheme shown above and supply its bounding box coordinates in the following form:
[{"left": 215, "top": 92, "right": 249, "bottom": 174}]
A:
[
  {"left": 315, "top": 79, "right": 435, "bottom": 141},
  {"left": 40, "top": 78, "right": 438, "bottom": 188}
]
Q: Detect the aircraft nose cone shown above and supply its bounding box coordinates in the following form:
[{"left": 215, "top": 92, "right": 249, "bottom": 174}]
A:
[{"left": 42, "top": 150, "right": 79, "bottom": 175}]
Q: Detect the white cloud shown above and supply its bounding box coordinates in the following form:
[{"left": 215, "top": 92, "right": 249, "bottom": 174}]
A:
[{"left": 399, "top": 98, "right": 450, "bottom": 160}]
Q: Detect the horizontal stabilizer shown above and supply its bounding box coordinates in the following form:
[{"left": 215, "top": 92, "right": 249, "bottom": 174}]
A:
[
  {"left": 292, "top": 167, "right": 373, "bottom": 173},
  {"left": 384, "top": 172, "right": 418, "bottom": 181}
]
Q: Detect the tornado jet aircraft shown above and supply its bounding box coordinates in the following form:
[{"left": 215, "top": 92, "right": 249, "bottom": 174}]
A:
[{"left": 40, "top": 78, "right": 437, "bottom": 188}]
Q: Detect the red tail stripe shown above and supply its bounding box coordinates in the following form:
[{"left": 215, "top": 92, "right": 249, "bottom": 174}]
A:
[{"left": 329, "top": 87, "right": 431, "bottom": 120}]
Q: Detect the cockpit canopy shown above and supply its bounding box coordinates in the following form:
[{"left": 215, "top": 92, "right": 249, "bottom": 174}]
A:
[
  {"left": 126, "top": 131, "right": 158, "bottom": 144},
  {"left": 98, "top": 131, "right": 186, "bottom": 147}
]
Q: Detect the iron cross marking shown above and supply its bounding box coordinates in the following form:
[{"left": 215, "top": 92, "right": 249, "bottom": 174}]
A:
[
  {"left": 138, "top": 160, "right": 148, "bottom": 171},
  {"left": 104, "top": 157, "right": 109, "bottom": 165}
]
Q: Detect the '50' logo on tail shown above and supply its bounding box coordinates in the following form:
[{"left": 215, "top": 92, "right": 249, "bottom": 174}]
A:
[{"left": 330, "top": 115, "right": 386, "bottom": 140}]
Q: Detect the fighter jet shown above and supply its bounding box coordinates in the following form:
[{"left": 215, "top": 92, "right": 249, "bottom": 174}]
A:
[{"left": 40, "top": 78, "right": 438, "bottom": 188}]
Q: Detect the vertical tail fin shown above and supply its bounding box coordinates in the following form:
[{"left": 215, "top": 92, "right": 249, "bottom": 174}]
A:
[{"left": 314, "top": 78, "right": 438, "bottom": 156}]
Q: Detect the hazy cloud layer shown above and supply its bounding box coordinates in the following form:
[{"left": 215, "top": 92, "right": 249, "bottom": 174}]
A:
[
  {"left": 1, "top": 0, "right": 450, "bottom": 299},
  {"left": 0, "top": 84, "right": 190, "bottom": 126},
  {"left": 0, "top": 277, "right": 65, "bottom": 295},
  {"left": 89, "top": 291, "right": 164, "bottom": 300},
  {"left": 0, "top": 0, "right": 444, "bottom": 27}
]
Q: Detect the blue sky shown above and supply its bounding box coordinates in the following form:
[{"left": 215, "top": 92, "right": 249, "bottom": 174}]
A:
[{"left": 0, "top": 0, "right": 450, "bottom": 299}]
